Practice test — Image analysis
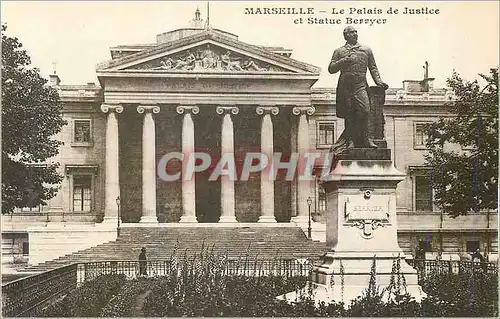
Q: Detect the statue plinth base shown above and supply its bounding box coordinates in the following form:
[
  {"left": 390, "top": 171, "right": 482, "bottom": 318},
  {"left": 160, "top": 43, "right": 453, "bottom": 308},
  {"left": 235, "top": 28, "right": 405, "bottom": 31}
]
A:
[
  {"left": 336, "top": 147, "right": 391, "bottom": 161},
  {"left": 281, "top": 149, "right": 426, "bottom": 305}
]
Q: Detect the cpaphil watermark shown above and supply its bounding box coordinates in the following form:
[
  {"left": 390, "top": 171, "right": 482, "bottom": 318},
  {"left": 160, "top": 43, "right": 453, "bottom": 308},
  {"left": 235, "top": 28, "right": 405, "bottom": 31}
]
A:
[{"left": 157, "top": 152, "right": 337, "bottom": 182}]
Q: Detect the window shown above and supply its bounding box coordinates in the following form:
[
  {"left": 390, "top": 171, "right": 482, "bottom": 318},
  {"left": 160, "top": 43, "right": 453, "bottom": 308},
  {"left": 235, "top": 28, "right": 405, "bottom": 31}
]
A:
[
  {"left": 414, "top": 122, "right": 431, "bottom": 149},
  {"left": 318, "top": 186, "right": 327, "bottom": 212},
  {"left": 73, "top": 119, "right": 92, "bottom": 146},
  {"left": 22, "top": 242, "right": 29, "bottom": 256},
  {"left": 466, "top": 241, "right": 480, "bottom": 253},
  {"left": 415, "top": 175, "right": 433, "bottom": 211},
  {"left": 73, "top": 175, "right": 92, "bottom": 212},
  {"left": 316, "top": 122, "right": 335, "bottom": 148}
]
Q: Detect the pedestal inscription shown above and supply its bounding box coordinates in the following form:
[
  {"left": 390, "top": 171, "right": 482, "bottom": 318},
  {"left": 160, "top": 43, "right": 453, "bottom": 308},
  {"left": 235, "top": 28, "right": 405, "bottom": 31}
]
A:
[{"left": 343, "top": 192, "right": 391, "bottom": 239}]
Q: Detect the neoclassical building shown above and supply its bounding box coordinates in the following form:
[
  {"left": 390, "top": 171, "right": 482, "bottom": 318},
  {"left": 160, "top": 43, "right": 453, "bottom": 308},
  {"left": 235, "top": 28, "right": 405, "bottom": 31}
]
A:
[{"left": 2, "top": 12, "right": 497, "bottom": 265}]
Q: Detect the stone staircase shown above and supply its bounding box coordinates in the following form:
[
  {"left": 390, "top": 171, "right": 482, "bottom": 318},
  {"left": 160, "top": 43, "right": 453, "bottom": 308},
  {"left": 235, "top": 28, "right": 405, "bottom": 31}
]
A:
[{"left": 21, "top": 226, "right": 328, "bottom": 272}]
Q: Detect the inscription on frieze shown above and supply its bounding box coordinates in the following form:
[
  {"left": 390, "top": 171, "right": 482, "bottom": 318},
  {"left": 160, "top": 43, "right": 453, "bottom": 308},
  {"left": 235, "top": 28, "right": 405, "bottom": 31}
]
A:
[
  {"left": 343, "top": 190, "right": 391, "bottom": 239},
  {"left": 158, "top": 80, "right": 253, "bottom": 91}
]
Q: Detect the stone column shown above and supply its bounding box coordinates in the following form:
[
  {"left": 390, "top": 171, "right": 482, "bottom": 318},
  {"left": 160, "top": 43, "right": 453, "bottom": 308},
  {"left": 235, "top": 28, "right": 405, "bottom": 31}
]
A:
[
  {"left": 292, "top": 106, "right": 315, "bottom": 223},
  {"left": 216, "top": 106, "right": 239, "bottom": 223},
  {"left": 256, "top": 106, "right": 279, "bottom": 223},
  {"left": 137, "top": 105, "right": 160, "bottom": 223},
  {"left": 177, "top": 105, "right": 199, "bottom": 223},
  {"left": 101, "top": 104, "right": 123, "bottom": 223}
]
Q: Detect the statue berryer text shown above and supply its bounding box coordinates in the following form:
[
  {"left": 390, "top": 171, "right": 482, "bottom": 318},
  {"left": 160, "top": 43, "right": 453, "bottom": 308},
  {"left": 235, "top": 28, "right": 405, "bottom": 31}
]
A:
[{"left": 329, "top": 26, "right": 389, "bottom": 154}]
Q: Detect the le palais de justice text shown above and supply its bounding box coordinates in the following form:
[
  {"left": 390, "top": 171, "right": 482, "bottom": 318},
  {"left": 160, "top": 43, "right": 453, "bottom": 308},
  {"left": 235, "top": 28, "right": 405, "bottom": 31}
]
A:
[{"left": 244, "top": 5, "right": 440, "bottom": 26}]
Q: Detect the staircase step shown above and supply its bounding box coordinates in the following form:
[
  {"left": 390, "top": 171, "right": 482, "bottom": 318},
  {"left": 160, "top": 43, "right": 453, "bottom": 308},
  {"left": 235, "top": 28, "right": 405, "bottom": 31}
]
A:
[{"left": 20, "top": 226, "right": 327, "bottom": 272}]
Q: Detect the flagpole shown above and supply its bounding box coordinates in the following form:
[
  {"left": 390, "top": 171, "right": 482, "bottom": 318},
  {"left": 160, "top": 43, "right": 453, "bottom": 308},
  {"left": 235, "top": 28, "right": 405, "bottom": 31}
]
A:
[{"left": 207, "top": 1, "right": 210, "bottom": 27}]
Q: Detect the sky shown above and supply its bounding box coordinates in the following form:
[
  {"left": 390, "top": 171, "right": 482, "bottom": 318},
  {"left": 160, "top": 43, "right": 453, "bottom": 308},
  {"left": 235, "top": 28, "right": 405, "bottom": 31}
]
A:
[{"left": 1, "top": 1, "right": 498, "bottom": 89}]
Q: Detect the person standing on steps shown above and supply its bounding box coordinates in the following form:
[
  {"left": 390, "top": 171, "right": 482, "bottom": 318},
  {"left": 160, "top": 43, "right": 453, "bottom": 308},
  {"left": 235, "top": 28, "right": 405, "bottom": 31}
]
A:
[{"left": 139, "top": 247, "right": 147, "bottom": 277}]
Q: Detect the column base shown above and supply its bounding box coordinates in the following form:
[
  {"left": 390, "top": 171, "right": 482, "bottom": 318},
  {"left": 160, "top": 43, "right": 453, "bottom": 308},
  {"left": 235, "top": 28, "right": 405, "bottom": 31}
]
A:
[
  {"left": 218, "top": 215, "right": 238, "bottom": 223},
  {"left": 258, "top": 215, "right": 277, "bottom": 223},
  {"left": 139, "top": 216, "right": 159, "bottom": 223},
  {"left": 291, "top": 216, "right": 309, "bottom": 224},
  {"left": 179, "top": 215, "right": 198, "bottom": 223},
  {"left": 101, "top": 216, "right": 120, "bottom": 224}
]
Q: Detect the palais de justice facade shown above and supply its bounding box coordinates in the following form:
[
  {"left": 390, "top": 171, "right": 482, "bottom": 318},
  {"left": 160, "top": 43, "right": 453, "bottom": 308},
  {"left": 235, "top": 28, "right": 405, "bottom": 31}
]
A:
[{"left": 2, "top": 13, "right": 498, "bottom": 264}]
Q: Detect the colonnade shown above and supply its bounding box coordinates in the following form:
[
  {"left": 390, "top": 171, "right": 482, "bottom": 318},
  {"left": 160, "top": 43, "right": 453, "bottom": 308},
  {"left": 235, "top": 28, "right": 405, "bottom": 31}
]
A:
[{"left": 101, "top": 104, "right": 314, "bottom": 223}]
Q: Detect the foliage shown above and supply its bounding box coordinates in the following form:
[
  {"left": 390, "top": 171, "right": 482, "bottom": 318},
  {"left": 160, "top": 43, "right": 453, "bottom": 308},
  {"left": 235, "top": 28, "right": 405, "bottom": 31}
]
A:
[
  {"left": 99, "top": 277, "right": 153, "bottom": 317},
  {"left": 1, "top": 24, "right": 66, "bottom": 214},
  {"left": 35, "top": 253, "right": 499, "bottom": 317},
  {"left": 37, "top": 274, "right": 126, "bottom": 317},
  {"left": 424, "top": 69, "right": 498, "bottom": 217},
  {"left": 347, "top": 256, "right": 421, "bottom": 317},
  {"left": 419, "top": 268, "right": 498, "bottom": 317}
]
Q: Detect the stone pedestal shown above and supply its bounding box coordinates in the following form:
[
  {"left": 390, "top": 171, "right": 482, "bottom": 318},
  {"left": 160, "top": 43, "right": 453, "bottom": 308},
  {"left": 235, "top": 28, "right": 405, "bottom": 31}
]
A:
[{"left": 283, "top": 149, "right": 425, "bottom": 304}]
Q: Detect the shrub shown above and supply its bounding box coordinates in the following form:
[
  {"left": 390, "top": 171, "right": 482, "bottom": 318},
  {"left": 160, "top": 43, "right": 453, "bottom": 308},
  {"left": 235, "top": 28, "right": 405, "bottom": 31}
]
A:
[
  {"left": 37, "top": 274, "right": 126, "bottom": 317},
  {"left": 99, "top": 277, "right": 153, "bottom": 317},
  {"left": 35, "top": 252, "right": 499, "bottom": 317},
  {"left": 419, "top": 271, "right": 498, "bottom": 317}
]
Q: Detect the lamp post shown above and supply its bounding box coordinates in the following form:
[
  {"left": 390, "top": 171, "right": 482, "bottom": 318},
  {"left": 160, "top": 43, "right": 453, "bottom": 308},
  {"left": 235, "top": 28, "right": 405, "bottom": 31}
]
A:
[
  {"left": 307, "top": 197, "right": 312, "bottom": 240},
  {"left": 116, "top": 196, "right": 121, "bottom": 236}
]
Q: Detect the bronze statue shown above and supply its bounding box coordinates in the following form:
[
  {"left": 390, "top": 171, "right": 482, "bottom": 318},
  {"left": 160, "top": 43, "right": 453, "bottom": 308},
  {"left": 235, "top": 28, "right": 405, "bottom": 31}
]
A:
[{"left": 329, "top": 26, "right": 388, "bottom": 154}]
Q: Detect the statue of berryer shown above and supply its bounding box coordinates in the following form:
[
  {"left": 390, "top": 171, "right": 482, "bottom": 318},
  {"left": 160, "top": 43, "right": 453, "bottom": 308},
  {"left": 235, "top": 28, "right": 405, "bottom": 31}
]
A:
[{"left": 329, "top": 26, "right": 389, "bottom": 154}]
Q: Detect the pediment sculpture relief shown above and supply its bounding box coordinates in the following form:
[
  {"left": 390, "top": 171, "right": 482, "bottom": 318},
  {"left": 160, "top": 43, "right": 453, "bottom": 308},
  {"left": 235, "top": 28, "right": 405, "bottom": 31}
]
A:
[{"left": 131, "top": 44, "right": 290, "bottom": 72}]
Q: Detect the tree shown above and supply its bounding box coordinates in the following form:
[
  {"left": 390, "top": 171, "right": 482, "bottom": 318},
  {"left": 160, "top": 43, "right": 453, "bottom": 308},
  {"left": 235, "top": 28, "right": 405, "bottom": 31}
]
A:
[
  {"left": 424, "top": 68, "right": 498, "bottom": 218},
  {"left": 2, "top": 24, "right": 66, "bottom": 214}
]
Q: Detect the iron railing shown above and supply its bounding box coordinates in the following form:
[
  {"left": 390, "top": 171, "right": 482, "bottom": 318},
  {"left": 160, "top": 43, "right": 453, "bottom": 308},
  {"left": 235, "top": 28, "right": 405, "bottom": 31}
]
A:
[
  {"left": 2, "top": 264, "right": 78, "bottom": 317},
  {"left": 79, "top": 258, "right": 313, "bottom": 282},
  {"left": 3, "top": 257, "right": 498, "bottom": 317},
  {"left": 406, "top": 258, "right": 498, "bottom": 278},
  {"left": 2, "top": 258, "right": 312, "bottom": 317}
]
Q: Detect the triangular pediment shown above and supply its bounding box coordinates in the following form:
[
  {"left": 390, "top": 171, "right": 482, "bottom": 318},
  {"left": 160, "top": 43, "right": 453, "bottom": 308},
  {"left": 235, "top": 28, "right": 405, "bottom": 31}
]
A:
[
  {"left": 97, "top": 30, "right": 320, "bottom": 75},
  {"left": 126, "top": 42, "right": 293, "bottom": 73}
]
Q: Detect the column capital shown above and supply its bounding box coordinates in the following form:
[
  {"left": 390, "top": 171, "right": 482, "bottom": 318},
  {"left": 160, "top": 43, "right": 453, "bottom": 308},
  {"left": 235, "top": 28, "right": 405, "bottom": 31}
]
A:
[
  {"left": 216, "top": 106, "right": 239, "bottom": 115},
  {"left": 292, "top": 106, "right": 315, "bottom": 116},
  {"left": 101, "top": 104, "right": 123, "bottom": 114},
  {"left": 256, "top": 106, "right": 279, "bottom": 116},
  {"left": 137, "top": 105, "right": 160, "bottom": 114},
  {"left": 176, "top": 105, "right": 200, "bottom": 115}
]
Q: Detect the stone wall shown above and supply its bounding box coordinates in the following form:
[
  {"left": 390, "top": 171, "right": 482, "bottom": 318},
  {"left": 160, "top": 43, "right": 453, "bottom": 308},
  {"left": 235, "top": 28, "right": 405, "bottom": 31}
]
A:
[{"left": 27, "top": 225, "right": 117, "bottom": 265}]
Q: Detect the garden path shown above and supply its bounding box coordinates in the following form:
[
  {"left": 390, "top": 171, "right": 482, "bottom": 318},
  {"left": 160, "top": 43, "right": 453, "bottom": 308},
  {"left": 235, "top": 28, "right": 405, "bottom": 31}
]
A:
[{"left": 131, "top": 290, "right": 151, "bottom": 317}]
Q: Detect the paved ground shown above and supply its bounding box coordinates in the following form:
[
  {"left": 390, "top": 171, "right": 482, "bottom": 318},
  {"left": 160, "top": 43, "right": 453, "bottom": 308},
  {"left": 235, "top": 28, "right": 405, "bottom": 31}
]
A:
[{"left": 130, "top": 290, "right": 151, "bottom": 317}]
